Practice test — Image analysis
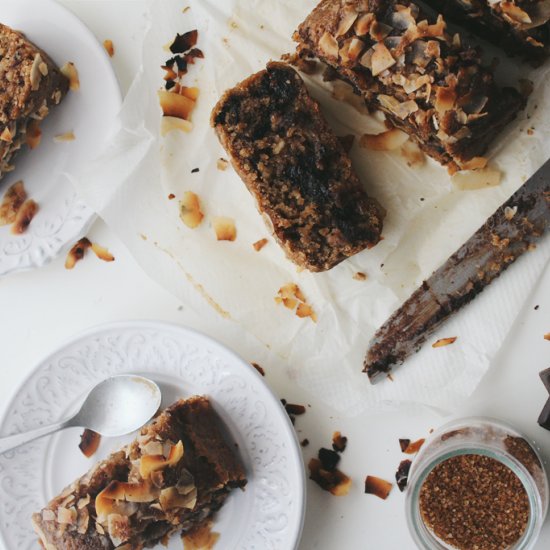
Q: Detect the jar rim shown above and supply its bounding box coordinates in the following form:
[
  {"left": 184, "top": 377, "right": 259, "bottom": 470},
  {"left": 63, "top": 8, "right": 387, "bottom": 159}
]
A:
[{"left": 405, "top": 420, "right": 548, "bottom": 550}]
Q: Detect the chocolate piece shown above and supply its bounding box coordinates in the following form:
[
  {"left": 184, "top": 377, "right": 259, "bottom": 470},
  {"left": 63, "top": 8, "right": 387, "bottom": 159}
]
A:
[
  {"left": 309, "top": 458, "right": 352, "bottom": 496},
  {"left": 332, "top": 431, "right": 348, "bottom": 453},
  {"left": 423, "top": 0, "right": 550, "bottom": 63},
  {"left": 295, "top": 0, "right": 525, "bottom": 172},
  {"left": 399, "top": 438, "right": 411, "bottom": 452},
  {"left": 0, "top": 24, "right": 69, "bottom": 181},
  {"left": 211, "top": 62, "right": 384, "bottom": 272},
  {"left": 285, "top": 403, "right": 306, "bottom": 416},
  {"left": 395, "top": 459, "right": 412, "bottom": 492},
  {"left": 538, "top": 367, "right": 550, "bottom": 430},
  {"left": 364, "top": 157, "right": 550, "bottom": 381},
  {"left": 318, "top": 447, "right": 341, "bottom": 470},
  {"left": 32, "top": 397, "right": 246, "bottom": 550}
]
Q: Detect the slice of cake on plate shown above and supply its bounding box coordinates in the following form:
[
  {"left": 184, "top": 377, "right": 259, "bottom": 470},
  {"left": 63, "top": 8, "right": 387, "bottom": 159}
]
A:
[{"left": 32, "top": 396, "right": 246, "bottom": 550}]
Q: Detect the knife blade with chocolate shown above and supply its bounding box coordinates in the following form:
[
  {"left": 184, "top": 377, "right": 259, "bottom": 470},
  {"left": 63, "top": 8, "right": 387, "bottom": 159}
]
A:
[{"left": 365, "top": 160, "right": 550, "bottom": 382}]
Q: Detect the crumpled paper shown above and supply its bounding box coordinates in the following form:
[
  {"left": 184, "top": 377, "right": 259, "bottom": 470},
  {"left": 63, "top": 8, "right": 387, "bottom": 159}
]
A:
[{"left": 74, "top": 0, "right": 550, "bottom": 415}]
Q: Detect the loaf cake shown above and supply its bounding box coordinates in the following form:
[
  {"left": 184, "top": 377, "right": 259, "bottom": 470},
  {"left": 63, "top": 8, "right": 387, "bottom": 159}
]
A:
[
  {"left": 295, "top": 0, "right": 525, "bottom": 172},
  {"left": 0, "top": 23, "right": 69, "bottom": 181},
  {"left": 32, "top": 396, "right": 246, "bottom": 550},
  {"left": 423, "top": 0, "right": 550, "bottom": 62},
  {"left": 211, "top": 61, "right": 384, "bottom": 272}
]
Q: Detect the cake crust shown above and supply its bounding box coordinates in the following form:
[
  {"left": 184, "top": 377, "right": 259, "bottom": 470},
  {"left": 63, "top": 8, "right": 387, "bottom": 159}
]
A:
[{"left": 211, "top": 61, "right": 384, "bottom": 272}]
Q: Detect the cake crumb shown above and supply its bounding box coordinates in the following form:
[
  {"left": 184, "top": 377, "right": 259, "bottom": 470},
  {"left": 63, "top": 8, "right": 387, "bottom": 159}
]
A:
[
  {"left": 251, "top": 362, "right": 265, "bottom": 376},
  {"left": 353, "top": 271, "right": 367, "bottom": 281},
  {"left": 103, "top": 39, "right": 115, "bottom": 57},
  {"left": 252, "top": 238, "right": 268, "bottom": 251}
]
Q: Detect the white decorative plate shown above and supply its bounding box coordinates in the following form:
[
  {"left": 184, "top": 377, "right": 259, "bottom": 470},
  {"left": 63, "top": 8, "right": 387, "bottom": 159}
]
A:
[
  {"left": 0, "top": 0, "right": 121, "bottom": 275},
  {"left": 0, "top": 321, "right": 305, "bottom": 550}
]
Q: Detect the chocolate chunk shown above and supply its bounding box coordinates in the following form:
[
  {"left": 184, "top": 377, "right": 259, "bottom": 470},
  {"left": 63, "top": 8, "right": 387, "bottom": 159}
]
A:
[
  {"left": 318, "top": 447, "right": 340, "bottom": 471},
  {"left": 399, "top": 438, "right": 411, "bottom": 453},
  {"left": 285, "top": 403, "right": 306, "bottom": 415},
  {"left": 395, "top": 459, "right": 412, "bottom": 492},
  {"left": 169, "top": 30, "right": 198, "bottom": 54}
]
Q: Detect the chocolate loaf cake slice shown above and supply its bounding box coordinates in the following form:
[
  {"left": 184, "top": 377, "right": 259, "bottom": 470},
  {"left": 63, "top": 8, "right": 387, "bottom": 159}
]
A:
[
  {"left": 211, "top": 62, "right": 384, "bottom": 272},
  {"left": 423, "top": 0, "right": 550, "bottom": 62},
  {"left": 295, "top": 0, "right": 525, "bottom": 172},
  {"left": 0, "top": 23, "right": 69, "bottom": 181},
  {"left": 32, "top": 397, "right": 246, "bottom": 550}
]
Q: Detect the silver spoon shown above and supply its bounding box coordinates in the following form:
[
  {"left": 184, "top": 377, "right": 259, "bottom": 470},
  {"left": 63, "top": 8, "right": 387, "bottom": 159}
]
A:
[{"left": 0, "top": 375, "right": 161, "bottom": 455}]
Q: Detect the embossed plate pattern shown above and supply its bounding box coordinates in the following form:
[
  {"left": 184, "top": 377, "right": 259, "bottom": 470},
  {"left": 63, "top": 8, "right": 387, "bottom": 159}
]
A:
[
  {"left": 0, "top": 0, "right": 121, "bottom": 275},
  {"left": 0, "top": 321, "right": 305, "bottom": 550}
]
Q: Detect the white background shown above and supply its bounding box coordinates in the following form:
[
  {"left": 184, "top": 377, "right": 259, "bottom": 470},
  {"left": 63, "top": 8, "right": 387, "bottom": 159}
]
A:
[{"left": 0, "top": 1, "right": 549, "bottom": 549}]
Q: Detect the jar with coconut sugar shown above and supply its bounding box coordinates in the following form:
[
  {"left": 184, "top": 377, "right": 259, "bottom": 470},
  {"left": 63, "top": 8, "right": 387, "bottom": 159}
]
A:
[{"left": 405, "top": 417, "right": 548, "bottom": 550}]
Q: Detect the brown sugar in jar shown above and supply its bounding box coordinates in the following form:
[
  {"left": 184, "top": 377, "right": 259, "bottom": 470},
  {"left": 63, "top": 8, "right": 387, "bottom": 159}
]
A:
[
  {"left": 419, "top": 454, "right": 529, "bottom": 549},
  {"left": 406, "top": 418, "right": 548, "bottom": 550}
]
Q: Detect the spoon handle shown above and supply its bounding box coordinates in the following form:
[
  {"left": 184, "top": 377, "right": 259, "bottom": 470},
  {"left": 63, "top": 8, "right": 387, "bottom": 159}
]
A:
[{"left": 0, "top": 417, "right": 76, "bottom": 455}]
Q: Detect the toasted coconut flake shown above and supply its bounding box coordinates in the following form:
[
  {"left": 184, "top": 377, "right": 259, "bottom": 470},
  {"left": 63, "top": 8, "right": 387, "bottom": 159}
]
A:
[
  {"left": 403, "top": 438, "right": 425, "bottom": 454},
  {"left": 353, "top": 271, "right": 367, "bottom": 281},
  {"left": 340, "top": 37, "right": 365, "bottom": 63},
  {"left": 217, "top": 158, "right": 229, "bottom": 171},
  {"left": 432, "top": 336, "right": 457, "bottom": 348},
  {"left": 11, "top": 199, "right": 38, "bottom": 234},
  {"left": 336, "top": 7, "right": 358, "bottom": 36},
  {"left": 252, "top": 238, "right": 268, "bottom": 251},
  {"left": 42, "top": 509, "right": 56, "bottom": 522},
  {"left": 360, "top": 128, "right": 408, "bottom": 151},
  {"left": 161, "top": 116, "right": 193, "bottom": 136},
  {"left": 54, "top": 131, "right": 75, "bottom": 143},
  {"left": 364, "top": 476, "right": 393, "bottom": 499},
  {"left": 65, "top": 237, "right": 91, "bottom": 269},
  {"left": 26, "top": 119, "right": 42, "bottom": 149},
  {"left": 296, "top": 302, "right": 317, "bottom": 322},
  {"left": 57, "top": 506, "right": 77, "bottom": 525},
  {"left": 91, "top": 242, "right": 115, "bottom": 262},
  {"left": 0, "top": 180, "right": 27, "bottom": 225},
  {"left": 377, "top": 94, "right": 418, "bottom": 119},
  {"left": 461, "top": 156, "right": 489, "bottom": 170},
  {"left": 371, "top": 43, "right": 395, "bottom": 76},
  {"left": 452, "top": 167, "right": 501, "bottom": 190},
  {"left": 0, "top": 127, "right": 12, "bottom": 142},
  {"left": 107, "top": 513, "right": 131, "bottom": 547},
  {"left": 140, "top": 440, "right": 184, "bottom": 478},
  {"left": 309, "top": 458, "right": 352, "bottom": 496},
  {"left": 401, "top": 140, "right": 426, "bottom": 168},
  {"left": 103, "top": 39, "right": 115, "bottom": 57},
  {"left": 160, "top": 486, "right": 197, "bottom": 511},
  {"left": 179, "top": 191, "right": 204, "bottom": 228},
  {"left": 60, "top": 62, "right": 80, "bottom": 91},
  {"left": 77, "top": 507, "right": 90, "bottom": 535},
  {"left": 77, "top": 495, "right": 91, "bottom": 510},
  {"left": 434, "top": 86, "right": 456, "bottom": 114},
  {"left": 141, "top": 440, "right": 164, "bottom": 456},
  {"left": 355, "top": 12, "right": 375, "bottom": 35},
  {"left": 30, "top": 54, "right": 44, "bottom": 91},
  {"left": 182, "top": 520, "right": 220, "bottom": 550},
  {"left": 319, "top": 32, "right": 339, "bottom": 58},
  {"left": 158, "top": 90, "right": 195, "bottom": 120},
  {"left": 544, "top": 333, "right": 550, "bottom": 341},
  {"left": 180, "top": 86, "right": 200, "bottom": 100},
  {"left": 331, "top": 81, "right": 369, "bottom": 114},
  {"left": 501, "top": 1, "right": 532, "bottom": 24},
  {"left": 504, "top": 206, "right": 517, "bottom": 220},
  {"left": 370, "top": 21, "right": 393, "bottom": 42},
  {"left": 78, "top": 429, "right": 101, "bottom": 457}
]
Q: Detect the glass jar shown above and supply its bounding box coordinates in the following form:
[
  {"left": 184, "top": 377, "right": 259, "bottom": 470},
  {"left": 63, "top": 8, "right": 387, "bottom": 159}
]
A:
[{"left": 406, "top": 417, "right": 549, "bottom": 550}]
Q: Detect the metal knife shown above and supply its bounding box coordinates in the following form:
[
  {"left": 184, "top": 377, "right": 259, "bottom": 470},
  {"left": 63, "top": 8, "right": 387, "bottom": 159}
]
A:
[{"left": 364, "top": 160, "right": 550, "bottom": 383}]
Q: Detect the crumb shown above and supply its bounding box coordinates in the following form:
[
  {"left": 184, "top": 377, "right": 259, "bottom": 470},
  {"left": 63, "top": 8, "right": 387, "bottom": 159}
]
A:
[
  {"left": 544, "top": 333, "right": 550, "bottom": 341},
  {"left": 403, "top": 438, "right": 425, "bottom": 454},
  {"left": 11, "top": 199, "right": 38, "bottom": 234},
  {"left": 399, "top": 439, "right": 411, "bottom": 453},
  {"left": 275, "top": 283, "right": 316, "bottom": 322},
  {"left": 285, "top": 403, "right": 306, "bottom": 416},
  {"left": 65, "top": 237, "right": 92, "bottom": 269},
  {"left": 60, "top": 61, "right": 80, "bottom": 91},
  {"left": 251, "top": 362, "right": 265, "bottom": 376},
  {"left": 396, "top": 459, "right": 412, "bottom": 492},
  {"left": 0, "top": 180, "right": 27, "bottom": 225},
  {"left": 213, "top": 216, "right": 236, "bottom": 241},
  {"left": 301, "top": 438, "right": 309, "bottom": 447},
  {"left": 217, "top": 158, "right": 229, "bottom": 171},
  {"left": 53, "top": 131, "right": 75, "bottom": 142},
  {"left": 191, "top": 168, "right": 199, "bottom": 173},
  {"left": 91, "top": 242, "right": 115, "bottom": 262},
  {"left": 25, "top": 119, "right": 42, "bottom": 149},
  {"left": 527, "top": 128, "right": 534, "bottom": 136},
  {"left": 535, "top": 305, "right": 540, "bottom": 310},
  {"left": 309, "top": 458, "right": 351, "bottom": 496},
  {"left": 103, "top": 39, "right": 115, "bottom": 57},
  {"left": 179, "top": 191, "right": 204, "bottom": 228},
  {"left": 432, "top": 336, "right": 457, "bottom": 348},
  {"left": 183, "top": 6, "right": 190, "bottom": 13},
  {"left": 332, "top": 432, "right": 347, "bottom": 453},
  {"left": 353, "top": 272, "right": 367, "bottom": 281},
  {"left": 337, "top": 134, "right": 355, "bottom": 153},
  {"left": 252, "top": 238, "right": 268, "bottom": 251},
  {"left": 168, "top": 193, "right": 175, "bottom": 200}
]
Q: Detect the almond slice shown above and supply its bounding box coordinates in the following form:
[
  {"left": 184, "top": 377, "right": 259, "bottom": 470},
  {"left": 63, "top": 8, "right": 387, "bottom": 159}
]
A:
[{"left": 319, "top": 32, "right": 339, "bottom": 58}]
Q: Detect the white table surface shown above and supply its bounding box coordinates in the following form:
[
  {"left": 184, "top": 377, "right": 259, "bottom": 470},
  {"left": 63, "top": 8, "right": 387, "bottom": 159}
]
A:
[{"left": 1, "top": 1, "right": 550, "bottom": 549}]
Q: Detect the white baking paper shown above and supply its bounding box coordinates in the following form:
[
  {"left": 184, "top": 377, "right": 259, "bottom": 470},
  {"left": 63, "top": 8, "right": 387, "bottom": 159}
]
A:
[{"left": 74, "top": 0, "right": 550, "bottom": 415}]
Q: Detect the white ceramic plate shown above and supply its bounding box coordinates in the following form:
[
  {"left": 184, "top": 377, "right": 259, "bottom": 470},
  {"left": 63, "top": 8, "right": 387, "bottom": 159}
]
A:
[
  {"left": 0, "top": 321, "right": 306, "bottom": 550},
  {"left": 0, "top": 0, "right": 121, "bottom": 275}
]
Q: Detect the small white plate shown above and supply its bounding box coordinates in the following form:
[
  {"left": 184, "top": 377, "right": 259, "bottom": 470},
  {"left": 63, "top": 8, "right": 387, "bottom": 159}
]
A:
[
  {"left": 0, "top": 321, "right": 306, "bottom": 550},
  {"left": 0, "top": 0, "right": 121, "bottom": 275}
]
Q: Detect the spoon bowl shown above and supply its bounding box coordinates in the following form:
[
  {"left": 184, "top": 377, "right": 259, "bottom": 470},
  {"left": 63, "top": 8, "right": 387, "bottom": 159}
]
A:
[{"left": 75, "top": 375, "right": 162, "bottom": 437}]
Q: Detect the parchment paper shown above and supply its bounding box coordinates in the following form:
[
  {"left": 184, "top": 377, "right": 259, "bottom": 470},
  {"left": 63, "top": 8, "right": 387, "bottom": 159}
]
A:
[{"left": 74, "top": 0, "right": 550, "bottom": 415}]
